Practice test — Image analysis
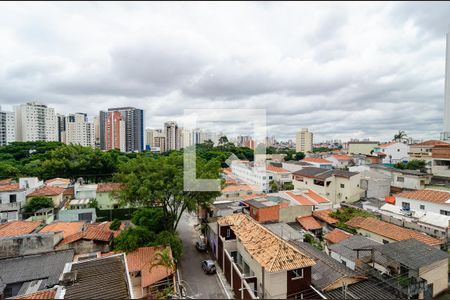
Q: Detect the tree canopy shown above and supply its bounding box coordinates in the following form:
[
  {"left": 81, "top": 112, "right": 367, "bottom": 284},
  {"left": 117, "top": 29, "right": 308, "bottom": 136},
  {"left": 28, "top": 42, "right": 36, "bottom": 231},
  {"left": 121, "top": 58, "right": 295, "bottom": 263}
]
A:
[
  {"left": 394, "top": 159, "right": 427, "bottom": 172},
  {"left": 25, "top": 196, "right": 54, "bottom": 213}
]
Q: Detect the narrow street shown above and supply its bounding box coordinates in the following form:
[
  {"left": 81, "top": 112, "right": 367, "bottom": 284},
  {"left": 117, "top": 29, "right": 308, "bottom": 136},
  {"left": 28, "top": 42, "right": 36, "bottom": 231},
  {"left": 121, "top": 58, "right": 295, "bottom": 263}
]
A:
[{"left": 177, "top": 212, "right": 229, "bottom": 299}]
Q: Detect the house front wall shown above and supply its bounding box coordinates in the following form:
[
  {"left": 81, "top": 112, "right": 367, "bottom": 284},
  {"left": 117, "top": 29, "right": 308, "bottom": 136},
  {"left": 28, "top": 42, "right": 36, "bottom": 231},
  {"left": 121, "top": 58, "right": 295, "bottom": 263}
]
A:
[
  {"left": 279, "top": 205, "right": 312, "bottom": 223},
  {"left": 332, "top": 175, "right": 362, "bottom": 204},
  {"left": 432, "top": 158, "right": 450, "bottom": 178},
  {"left": 0, "top": 190, "right": 26, "bottom": 204},
  {"left": 355, "top": 228, "right": 396, "bottom": 244},
  {"left": 97, "top": 191, "right": 120, "bottom": 209},
  {"left": 392, "top": 173, "right": 429, "bottom": 190},
  {"left": 419, "top": 258, "right": 448, "bottom": 297},
  {"left": 329, "top": 251, "right": 356, "bottom": 270},
  {"left": 394, "top": 196, "right": 450, "bottom": 217},
  {"left": 348, "top": 143, "right": 378, "bottom": 155}
]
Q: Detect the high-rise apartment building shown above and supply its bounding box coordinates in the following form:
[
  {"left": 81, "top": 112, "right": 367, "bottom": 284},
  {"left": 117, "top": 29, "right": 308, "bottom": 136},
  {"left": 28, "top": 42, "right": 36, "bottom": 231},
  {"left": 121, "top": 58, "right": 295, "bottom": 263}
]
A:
[
  {"left": 443, "top": 26, "right": 450, "bottom": 140},
  {"left": 0, "top": 106, "right": 15, "bottom": 146},
  {"left": 153, "top": 129, "right": 166, "bottom": 152},
  {"left": 57, "top": 114, "right": 66, "bottom": 143},
  {"left": 15, "top": 102, "right": 58, "bottom": 142},
  {"left": 93, "top": 116, "right": 100, "bottom": 148},
  {"left": 296, "top": 128, "right": 313, "bottom": 153},
  {"left": 65, "top": 113, "right": 95, "bottom": 148},
  {"left": 100, "top": 107, "right": 144, "bottom": 152},
  {"left": 181, "top": 128, "right": 193, "bottom": 149},
  {"left": 145, "top": 128, "right": 155, "bottom": 149},
  {"left": 164, "top": 121, "right": 180, "bottom": 151}
]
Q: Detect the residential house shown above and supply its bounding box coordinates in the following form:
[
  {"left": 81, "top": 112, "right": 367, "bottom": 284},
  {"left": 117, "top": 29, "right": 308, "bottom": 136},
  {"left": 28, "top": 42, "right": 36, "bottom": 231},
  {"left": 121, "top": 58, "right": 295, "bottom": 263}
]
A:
[
  {"left": 219, "top": 184, "right": 258, "bottom": 201},
  {"left": 292, "top": 167, "right": 363, "bottom": 204},
  {"left": 394, "top": 189, "right": 450, "bottom": 218},
  {"left": 277, "top": 189, "right": 333, "bottom": 211},
  {"left": 230, "top": 160, "right": 274, "bottom": 192},
  {"left": 125, "top": 246, "right": 175, "bottom": 298},
  {"left": 432, "top": 144, "right": 450, "bottom": 179},
  {"left": 0, "top": 249, "right": 74, "bottom": 298},
  {"left": 266, "top": 164, "right": 292, "bottom": 186},
  {"left": 409, "top": 140, "right": 449, "bottom": 173},
  {"left": 302, "top": 157, "right": 333, "bottom": 169},
  {"left": 56, "top": 226, "right": 114, "bottom": 254},
  {"left": 352, "top": 165, "right": 432, "bottom": 191},
  {"left": 59, "top": 254, "right": 134, "bottom": 299},
  {"left": 96, "top": 183, "right": 123, "bottom": 209},
  {"left": 291, "top": 241, "right": 398, "bottom": 299},
  {"left": 358, "top": 169, "right": 391, "bottom": 199},
  {"left": 282, "top": 160, "right": 313, "bottom": 173},
  {"left": 358, "top": 239, "right": 449, "bottom": 298},
  {"left": 345, "top": 217, "right": 443, "bottom": 247},
  {"left": 45, "top": 178, "right": 71, "bottom": 189},
  {"left": 39, "top": 221, "right": 85, "bottom": 238},
  {"left": 85, "top": 221, "right": 125, "bottom": 238},
  {"left": 10, "top": 288, "right": 57, "bottom": 299},
  {"left": 296, "top": 216, "right": 322, "bottom": 237},
  {"left": 312, "top": 209, "right": 338, "bottom": 231},
  {"left": 0, "top": 220, "right": 42, "bottom": 238},
  {"left": 328, "top": 235, "right": 380, "bottom": 270},
  {"left": 324, "top": 228, "right": 353, "bottom": 246},
  {"left": 27, "top": 186, "right": 65, "bottom": 208},
  {"left": 0, "top": 177, "right": 43, "bottom": 221},
  {"left": 326, "top": 154, "right": 353, "bottom": 169},
  {"left": 347, "top": 141, "right": 379, "bottom": 155},
  {"left": 373, "top": 142, "right": 409, "bottom": 164},
  {"left": 58, "top": 208, "right": 97, "bottom": 222},
  {"left": 74, "top": 183, "right": 97, "bottom": 200},
  {"left": 216, "top": 214, "right": 320, "bottom": 299},
  {"left": 245, "top": 198, "right": 282, "bottom": 223}
]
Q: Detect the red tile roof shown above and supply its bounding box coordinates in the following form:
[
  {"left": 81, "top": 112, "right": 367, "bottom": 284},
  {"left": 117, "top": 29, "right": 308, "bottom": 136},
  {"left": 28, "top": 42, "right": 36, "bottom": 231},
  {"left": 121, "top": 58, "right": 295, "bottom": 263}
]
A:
[
  {"left": 0, "top": 178, "right": 13, "bottom": 185},
  {"left": 297, "top": 216, "right": 322, "bottom": 231},
  {"left": 324, "top": 229, "right": 353, "bottom": 244},
  {"left": 97, "top": 183, "right": 123, "bottom": 193},
  {"left": 0, "top": 221, "right": 42, "bottom": 238},
  {"left": 413, "top": 140, "right": 449, "bottom": 146},
  {"left": 312, "top": 209, "right": 338, "bottom": 224},
  {"left": 266, "top": 165, "right": 290, "bottom": 173},
  {"left": 222, "top": 184, "right": 256, "bottom": 192},
  {"left": 303, "top": 157, "right": 332, "bottom": 164},
  {"left": 58, "top": 227, "right": 113, "bottom": 246},
  {"left": 124, "top": 246, "right": 175, "bottom": 288},
  {"left": 287, "top": 192, "right": 316, "bottom": 206},
  {"left": 85, "top": 221, "right": 125, "bottom": 238},
  {"left": 27, "top": 186, "right": 65, "bottom": 197},
  {"left": 222, "top": 168, "right": 232, "bottom": 175},
  {"left": 63, "top": 187, "right": 74, "bottom": 196},
  {"left": 304, "top": 189, "right": 329, "bottom": 204},
  {"left": 12, "top": 288, "right": 57, "bottom": 299},
  {"left": 39, "top": 221, "right": 85, "bottom": 238},
  {"left": 0, "top": 183, "right": 21, "bottom": 192},
  {"left": 330, "top": 154, "right": 353, "bottom": 161},
  {"left": 45, "top": 178, "right": 70, "bottom": 185},
  {"left": 396, "top": 189, "right": 450, "bottom": 204},
  {"left": 378, "top": 142, "right": 397, "bottom": 148},
  {"left": 346, "top": 217, "right": 443, "bottom": 247}
]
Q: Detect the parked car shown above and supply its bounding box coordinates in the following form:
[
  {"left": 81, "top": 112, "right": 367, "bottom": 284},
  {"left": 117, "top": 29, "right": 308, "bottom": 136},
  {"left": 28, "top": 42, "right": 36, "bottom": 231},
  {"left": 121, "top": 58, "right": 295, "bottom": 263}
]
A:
[
  {"left": 201, "top": 260, "right": 216, "bottom": 274},
  {"left": 196, "top": 240, "right": 207, "bottom": 252}
]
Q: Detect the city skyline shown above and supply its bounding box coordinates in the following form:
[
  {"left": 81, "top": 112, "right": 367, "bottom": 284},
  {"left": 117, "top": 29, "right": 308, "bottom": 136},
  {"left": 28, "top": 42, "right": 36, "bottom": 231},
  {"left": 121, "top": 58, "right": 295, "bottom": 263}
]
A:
[{"left": 1, "top": 2, "right": 450, "bottom": 142}]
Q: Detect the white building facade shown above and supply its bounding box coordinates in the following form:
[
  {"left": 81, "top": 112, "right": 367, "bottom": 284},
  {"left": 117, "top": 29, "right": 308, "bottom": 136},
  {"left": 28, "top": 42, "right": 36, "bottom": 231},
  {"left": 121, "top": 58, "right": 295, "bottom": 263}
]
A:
[
  {"left": 373, "top": 142, "right": 410, "bottom": 164},
  {"left": 0, "top": 106, "right": 15, "bottom": 146},
  {"left": 296, "top": 128, "right": 313, "bottom": 153},
  {"left": 65, "top": 113, "right": 95, "bottom": 148},
  {"left": 15, "top": 102, "right": 58, "bottom": 142}
]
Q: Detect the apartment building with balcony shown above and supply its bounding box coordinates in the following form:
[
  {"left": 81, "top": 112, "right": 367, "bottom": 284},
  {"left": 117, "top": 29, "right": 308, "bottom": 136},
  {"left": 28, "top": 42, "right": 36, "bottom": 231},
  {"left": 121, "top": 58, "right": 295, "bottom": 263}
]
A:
[
  {"left": 15, "top": 102, "right": 58, "bottom": 142},
  {"left": 409, "top": 140, "right": 449, "bottom": 173},
  {"left": 432, "top": 144, "right": 450, "bottom": 179},
  {"left": 216, "top": 214, "right": 322, "bottom": 299}
]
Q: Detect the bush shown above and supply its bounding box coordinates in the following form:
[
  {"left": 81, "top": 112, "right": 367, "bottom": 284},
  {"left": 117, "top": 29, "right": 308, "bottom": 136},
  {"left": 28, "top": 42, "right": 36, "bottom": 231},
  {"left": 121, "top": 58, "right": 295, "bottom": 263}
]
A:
[
  {"left": 154, "top": 231, "right": 183, "bottom": 261},
  {"left": 109, "top": 219, "right": 121, "bottom": 231},
  {"left": 131, "top": 208, "right": 172, "bottom": 233},
  {"left": 25, "top": 196, "right": 54, "bottom": 213},
  {"left": 113, "top": 227, "right": 156, "bottom": 252}
]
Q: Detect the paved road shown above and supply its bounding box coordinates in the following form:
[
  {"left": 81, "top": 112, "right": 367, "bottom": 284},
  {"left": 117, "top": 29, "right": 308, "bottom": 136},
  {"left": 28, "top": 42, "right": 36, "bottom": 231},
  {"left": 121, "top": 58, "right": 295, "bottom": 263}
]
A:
[{"left": 177, "top": 212, "right": 228, "bottom": 299}]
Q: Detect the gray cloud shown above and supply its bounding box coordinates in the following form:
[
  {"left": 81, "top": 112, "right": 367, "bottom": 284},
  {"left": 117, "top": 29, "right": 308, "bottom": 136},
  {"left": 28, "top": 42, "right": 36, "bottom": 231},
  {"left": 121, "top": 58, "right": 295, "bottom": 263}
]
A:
[{"left": 0, "top": 2, "right": 448, "bottom": 142}]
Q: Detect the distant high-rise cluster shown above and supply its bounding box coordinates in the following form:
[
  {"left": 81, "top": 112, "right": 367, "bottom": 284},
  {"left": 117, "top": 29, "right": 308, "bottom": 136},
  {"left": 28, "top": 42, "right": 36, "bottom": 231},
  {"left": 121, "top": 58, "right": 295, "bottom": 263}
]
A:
[{"left": 296, "top": 128, "right": 313, "bottom": 153}]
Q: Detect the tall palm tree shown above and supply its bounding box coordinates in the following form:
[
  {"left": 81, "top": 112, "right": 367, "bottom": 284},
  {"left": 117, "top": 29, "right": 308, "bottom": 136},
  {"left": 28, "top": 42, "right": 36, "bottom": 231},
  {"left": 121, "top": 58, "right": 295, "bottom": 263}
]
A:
[
  {"left": 393, "top": 130, "right": 407, "bottom": 142},
  {"left": 149, "top": 247, "right": 175, "bottom": 296}
]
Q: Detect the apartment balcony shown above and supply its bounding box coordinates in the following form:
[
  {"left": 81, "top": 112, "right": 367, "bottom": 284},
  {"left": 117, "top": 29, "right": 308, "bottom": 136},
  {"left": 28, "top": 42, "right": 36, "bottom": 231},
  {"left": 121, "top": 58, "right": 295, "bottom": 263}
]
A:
[{"left": 0, "top": 202, "right": 24, "bottom": 212}]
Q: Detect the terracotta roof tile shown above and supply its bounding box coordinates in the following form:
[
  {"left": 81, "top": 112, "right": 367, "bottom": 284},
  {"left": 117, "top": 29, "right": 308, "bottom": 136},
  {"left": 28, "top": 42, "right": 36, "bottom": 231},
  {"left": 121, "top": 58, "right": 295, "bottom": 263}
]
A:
[
  {"left": 58, "top": 227, "right": 113, "bottom": 246},
  {"left": 39, "top": 221, "right": 85, "bottom": 238},
  {"left": 222, "top": 168, "right": 232, "bottom": 175},
  {"left": 304, "top": 190, "right": 330, "bottom": 204},
  {"left": 0, "top": 183, "right": 21, "bottom": 192},
  {"left": 0, "top": 221, "right": 42, "bottom": 238},
  {"left": 85, "top": 221, "right": 125, "bottom": 238},
  {"left": 286, "top": 191, "right": 316, "bottom": 206},
  {"left": 45, "top": 178, "right": 70, "bottom": 185},
  {"left": 0, "top": 178, "right": 13, "bottom": 185},
  {"left": 218, "top": 214, "right": 315, "bottom": 272},
  {"left": 266, "top": 165, "right": 290, "bottom": 173},
  {"left": 396, "top": 189, "right": 450, "bottom": 204},
  {"left": 297, "top": 216, "right": 322, "bottom": 231},
  {"left": 324, "top": 229, "right": 353, "bottom": 244},
  {"left": 413, "top": 140, "right": 449, "bottom": 146},
  {"left": 12, "top": 288, "right": 57, "bottom": 299},
  {"left": 96, "top": 183, "right": 123, "bottom": 193},
  {"left": 303, "top": 157, "right": 332, "bottom": 164},
  {"left": 330, "top": 154, "right": 353, "bottom": 161},
  {"left": 27, "top": 186, "right": 65, "bottom": 197},
  {"left": 222, "top": 184, "right": 257, "bottom": 192},
  {"left": 346, "top": 217, "right": 443, "bottom": 247},
  {"left": 63, "top": 187, "right": 74, "bottom": 196},
  {"left": 312, "top": 209, "right": 338, "bottom": 224}
]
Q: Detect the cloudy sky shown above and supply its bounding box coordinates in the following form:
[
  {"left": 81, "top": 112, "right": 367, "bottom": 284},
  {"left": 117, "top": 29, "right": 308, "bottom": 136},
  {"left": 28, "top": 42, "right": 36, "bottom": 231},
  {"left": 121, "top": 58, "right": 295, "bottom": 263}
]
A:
[{"left": 0, "top": 2, "right": 449, "bottom": 142}]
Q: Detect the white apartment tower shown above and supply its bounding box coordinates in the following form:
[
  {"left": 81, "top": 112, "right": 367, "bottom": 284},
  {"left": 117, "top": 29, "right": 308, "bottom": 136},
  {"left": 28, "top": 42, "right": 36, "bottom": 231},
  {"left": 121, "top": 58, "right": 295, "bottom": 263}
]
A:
[
  {"left": 65, "top": 113, "right": 95, "bottom": 148},
  {"left": 181, "top": 128, "right": 193, "bottom": 149},
  {"left": 15, "top": 102, "right": 58, "bottom": 142},
  {"left": 443, "top": 26, "right": 450, "bottom": 140},
  {"left": 0, "top": 106, "right": 15, "bottom": 146},
  {"left": 145, "top": 128, "right": 155, "bottom": 149},
  {"left": 296, "top": 128, "right": 313, "bottom": 153},
  {"left": 164, "top": 121, "right": 180, "bottom": 150}
]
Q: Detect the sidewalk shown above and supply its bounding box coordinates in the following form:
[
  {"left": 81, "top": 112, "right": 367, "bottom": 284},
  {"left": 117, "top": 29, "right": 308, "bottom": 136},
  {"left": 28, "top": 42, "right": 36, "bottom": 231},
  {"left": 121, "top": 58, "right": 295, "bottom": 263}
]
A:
[{"left": 214, "top": 264, "right": 235, "bottom": 299}]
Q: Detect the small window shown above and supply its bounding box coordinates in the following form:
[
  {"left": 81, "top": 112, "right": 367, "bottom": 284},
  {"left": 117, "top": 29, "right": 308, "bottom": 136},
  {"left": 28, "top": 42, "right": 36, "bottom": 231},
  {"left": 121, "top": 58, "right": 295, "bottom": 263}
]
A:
[
  {"left": 397, "top": 149, "right": 400, "bottom": 152},
  {"left": 9, "top": 194, "right": 16, "bottom": 203},
  {"left": 382, "top": 239, "right": 389, "bottom": 244},
  {"left": 340, "top": 184, "right": 345, "bottom": 188},
  {"left": 420, "top": 205, "right": 425, "bottom": 210},
  {"left": 397, "top": 177, "right": 404, "bottom": 182},
  {"left": 226, "top": 228, "right": 231, "bottom": 238},
  {"left": 290, "top": 268, "right": 304, "bottom": 280}
]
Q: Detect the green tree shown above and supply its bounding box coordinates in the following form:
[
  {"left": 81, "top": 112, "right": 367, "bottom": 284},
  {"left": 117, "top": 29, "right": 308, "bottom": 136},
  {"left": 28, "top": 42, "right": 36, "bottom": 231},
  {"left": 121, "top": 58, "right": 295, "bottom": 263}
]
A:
[
  {"left": 154, "top": 231, "right": 183, "bottom": 261},
  {"left": 114, "top": 152, "right": 221, "bottom": 231},
  {"left": 131, "top": 208, "right": 171, "bottom": 233},
  {"left": 0, "top": 162, "right": 21, "bottom": 179},
  {"left": 394, "top": 130, "right": 407, "bottom": 142},
  {"left": 295, "top": 152, "right": 305, "bottom": 161},
  {"left": 282, "top": 182, "right": 294, "bottom": 190},
  {"left": 25, "top": 196, "right": 54, "bottom": 213},
  {"left": 109, "top": 219, "right": 121, "bottom": 231},
  {"left": 270, "top": 180, "right": 279, "bottom": 192},
  {"left": 88, "top": 198, "right": 98, "bottom": 209},
  {"left": 114, "top": 227, "right": 156, "bottom": 252},
  {"left": 218, "top": 136, "right": 229, "bottom": 146}
]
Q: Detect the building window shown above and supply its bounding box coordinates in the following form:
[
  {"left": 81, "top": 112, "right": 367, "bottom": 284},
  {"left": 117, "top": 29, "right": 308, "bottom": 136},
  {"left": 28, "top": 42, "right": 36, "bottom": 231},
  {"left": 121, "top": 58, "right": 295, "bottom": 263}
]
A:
[
  {"left": 290, "top": 268, "right": 304, "bottom": 280},
  {"left": 226, "top": 228, "right": 231, "bottom": 238},
  {"left": 397, "top": 177, "right": 404, "bottom": 182},
  {"left": 382, "top": 239, "right": 389, "bottom": 244},
  {"left": 401, "top": 202, "right": 410, "bottom": 211},
  {"left": 420, "top": 205, "right": 425, "bottom": 210},
  {"left": 9, "top": 194, "right": 16, "bottom": 203},
  {"left": 340, "top": 184, "right": 345, "bottom": 188},
  {"left": 440, "top": 210, "right": 450, "bottom": 216}
]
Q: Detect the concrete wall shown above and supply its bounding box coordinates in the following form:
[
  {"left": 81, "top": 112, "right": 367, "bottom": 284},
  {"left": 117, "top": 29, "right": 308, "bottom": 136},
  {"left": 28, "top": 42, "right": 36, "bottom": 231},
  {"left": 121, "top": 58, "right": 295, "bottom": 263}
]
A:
[
  {"left": 0, "top": 190, "right": 26, "bottom": 205},
  {"left": 419, "top": 258, "right": 448, "bottom": 297},
  {"left": 0, "top": 232, "right": 63, "bottom": 258},
  {"left": 57, "top": 239, "right": 110, "bottom": 255},
  {"left": 348, "top": 143, "right": 378, "bottom": 155},
  {"left": 58, "top": 208, "right": 97, "bottom": 222},
  {"left": 279, "top": 205, "right": 312, "bottom": 223},
  {"left": 96, "top": 191, "right": 120, "bottom": 209},
  {"left": 365, "top": 177, "right": 391, "bottom": 199},
  {"left": 355, "top": 228, "right": 396, "bottom": 244},
  {"left": 329, "top": 251, "right": 356, "bottom": 270},
  {"left": 395, "top": 196, "right": 450, "bottom": 216}
]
